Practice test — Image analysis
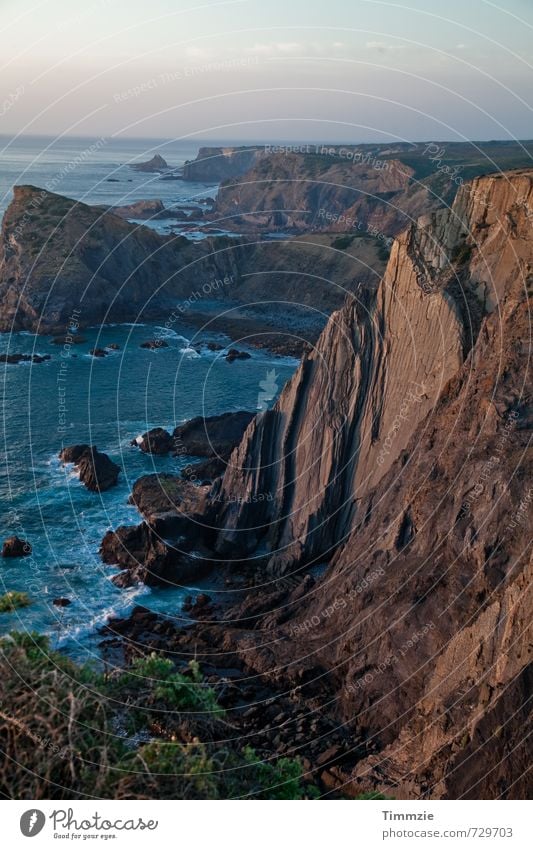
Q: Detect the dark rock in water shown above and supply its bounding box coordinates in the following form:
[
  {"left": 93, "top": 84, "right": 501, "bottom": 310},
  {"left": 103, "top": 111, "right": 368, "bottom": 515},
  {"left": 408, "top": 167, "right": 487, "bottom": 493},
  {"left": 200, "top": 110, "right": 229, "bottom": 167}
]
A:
[
  {"left": 181, "top": 455, "right": 227, "bottom": 483},
  {"left": 225, "top": 348, "right": 251, "bottom": 363},
  {"left": 0, "top": 353, "right": 51, "bottom": 364},
  {"left": 107, "top": 343, "right": 120, "bottom": 350},
  {"left": 53, "top": 597, "right": 71, "bottom": 607},
  {"left": 2, "top": 536, "right": 32, "bottom": 557},
  {"left": 100, "top": 521, "right": 210, "bottom": 587},
  {"left": 140, "top": 339, "right": 169, "bottom": 349},
  {"left": 130, "top": 154, "right": 169, "bottom": 173},
  {"left": 59, "top": 444, "right": 90, "bottom": 464},
  {"left": 129, "top": 473, "right": 208, "bottom": 525},
  {"left": 207, "top": 341, "right": 224, "bottom": 351},
  {"left": 172, "top": 411, "right": 254, "bottom": 459},
  {"left": 131, "top": 427, "right": 173, "bottom": 455},
  {"left": 106, "top": 178, "right": 120, "bottom": 182},
  {"left": 51, "top": 336, "right": 87, "bottom": 345},
  {"left": 89, "top": 347, "right": 107, "bottom": 358},
  {"left": 60, "top": 445, "right": 120, "bottom": 491}
]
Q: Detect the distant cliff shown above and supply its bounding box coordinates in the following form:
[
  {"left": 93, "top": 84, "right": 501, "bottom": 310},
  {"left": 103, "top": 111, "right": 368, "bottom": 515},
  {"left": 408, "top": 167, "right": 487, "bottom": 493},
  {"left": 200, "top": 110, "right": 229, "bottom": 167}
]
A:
[
  {"left": 182, "top": 146, "right": 265, "bottom": 182},
  {"left": 212, "top": 151, "right": 441, "bottom": 235}
]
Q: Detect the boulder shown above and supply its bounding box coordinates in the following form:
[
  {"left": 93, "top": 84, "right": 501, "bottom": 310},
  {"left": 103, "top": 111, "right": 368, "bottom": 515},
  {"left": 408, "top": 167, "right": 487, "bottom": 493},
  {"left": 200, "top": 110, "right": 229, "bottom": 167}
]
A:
[
  {"left": 60, "top": 445, "right": 120, "bottom": 491},
  {"left": 89, "top": 348, "right": 107, "bottom": 357},
  {"left": 132, "top": 427, "right": 173, "bottom": 455},
  {"left": 53, "top": 597, "right": 71, "bottom": 607},
  {"left": 59, "top": 444, "right": 89, "bottom": 464},
  {"left": 140, "top": 339, "right": 169, "bottom": 350},
  {"left": 172, "top": 411, "right": 254, "bottom": 459},
  {"left": 225, "top": 348, "right": 252, "bottom": 363},
  {"left": 2, "top": 536, "right": 31, "bottom": 557}
]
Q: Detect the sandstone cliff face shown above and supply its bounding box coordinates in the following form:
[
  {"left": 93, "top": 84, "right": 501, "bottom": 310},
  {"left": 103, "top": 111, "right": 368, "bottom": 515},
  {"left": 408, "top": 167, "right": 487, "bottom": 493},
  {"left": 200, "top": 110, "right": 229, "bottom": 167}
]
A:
[
  {"left": 213, "top": 152, "right": 438, "bottom": 235},
  {"left": 212, "top": 173, "right": 528, "bottom": 569},
  {"left": 206, "top": 170, "right": 532, "bottom": 798}
]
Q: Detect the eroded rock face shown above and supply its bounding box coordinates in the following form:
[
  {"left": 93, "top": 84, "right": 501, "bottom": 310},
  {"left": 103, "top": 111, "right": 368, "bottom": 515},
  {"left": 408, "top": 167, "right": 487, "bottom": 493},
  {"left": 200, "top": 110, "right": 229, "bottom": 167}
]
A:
[
  {"left": 60, "top": 445, "right": 120, "bottom": 491},
  {"left": 0, "top": 186, "right": 235, "bottom": 333},
  {"left": 209, "top": 172, "right": 533, "bottom": 581},
  {"left": 213, "top": 152, "right": 427, "bottom": 235},
  {"left": 198, "top": 170, "right": 533, "bottom": 799}
]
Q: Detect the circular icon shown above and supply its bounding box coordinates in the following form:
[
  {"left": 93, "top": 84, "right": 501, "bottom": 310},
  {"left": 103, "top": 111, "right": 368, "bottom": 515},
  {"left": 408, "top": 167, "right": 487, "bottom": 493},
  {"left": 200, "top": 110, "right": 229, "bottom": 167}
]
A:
[{"left": 20, "top": 810, "right": 46, "bottom": 837}]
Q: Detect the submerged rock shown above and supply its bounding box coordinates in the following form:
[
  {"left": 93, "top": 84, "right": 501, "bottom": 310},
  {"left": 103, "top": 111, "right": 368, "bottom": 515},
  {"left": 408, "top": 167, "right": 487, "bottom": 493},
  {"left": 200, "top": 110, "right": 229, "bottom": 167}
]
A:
[
  {"left": 52, "top": 597, "right": 71, "bottom": 607},
  {"left": 225, "top": 348, "right": 251, "bottom": 363},
  {"left": 0, "top": 353, "right": 50, "bottom": 364},
  {"left": 2, "top": 536, "right": 32, "bottom": 557},
  {"left": 140, "top": 339, "right": 169, "bottom": 350}
]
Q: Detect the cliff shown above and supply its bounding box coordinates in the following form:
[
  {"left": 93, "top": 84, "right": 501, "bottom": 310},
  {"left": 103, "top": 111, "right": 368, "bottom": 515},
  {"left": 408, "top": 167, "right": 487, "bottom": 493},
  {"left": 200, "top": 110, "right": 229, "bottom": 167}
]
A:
[
  {"left": 201, "top": 169, "right": 532, "bottom": 797},
  {"left": 213, "top": 151, "right": 438, "bottom": 235},
  {"left": 0, "top": 187, "right": 388, "bottom": 334},
  {"left": 0, "top": 186, "right": 237, "bottom": 333},
  {"left": 182, "top": 146, "right": 265, "bottom": 182}
]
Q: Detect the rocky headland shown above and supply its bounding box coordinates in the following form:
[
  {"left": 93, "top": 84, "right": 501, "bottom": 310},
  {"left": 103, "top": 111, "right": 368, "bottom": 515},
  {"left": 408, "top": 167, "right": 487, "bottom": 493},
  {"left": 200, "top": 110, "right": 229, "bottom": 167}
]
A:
[{"left": 102, "top": 169, "right": 532, "bottom": 798}]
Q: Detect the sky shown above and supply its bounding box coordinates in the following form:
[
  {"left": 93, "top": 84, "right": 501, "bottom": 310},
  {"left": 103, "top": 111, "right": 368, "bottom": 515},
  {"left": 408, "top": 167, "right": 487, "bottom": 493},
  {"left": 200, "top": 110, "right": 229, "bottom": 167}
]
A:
[{"left": 1, "top": 0, "right": 532, "bottom": 142}]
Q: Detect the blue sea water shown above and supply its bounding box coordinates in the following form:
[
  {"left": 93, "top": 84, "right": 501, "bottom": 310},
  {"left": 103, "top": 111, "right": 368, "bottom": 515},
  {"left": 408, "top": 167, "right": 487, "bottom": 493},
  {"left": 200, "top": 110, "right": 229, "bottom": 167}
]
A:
[
  {"left": 0, "top": 134, "right": 236, "bottom": 238},
  {"left": 0, "top": 136, "right": 297, "bottom": 660},
  {"left": 0, "top": 322, "right": 297, "bottom": 660}
]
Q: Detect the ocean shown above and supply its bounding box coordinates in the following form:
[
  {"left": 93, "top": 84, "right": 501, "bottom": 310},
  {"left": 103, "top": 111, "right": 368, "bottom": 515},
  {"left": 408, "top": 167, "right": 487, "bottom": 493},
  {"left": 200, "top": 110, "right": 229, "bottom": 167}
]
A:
[
  {"left": 0, "top": 134, "right": 238, "bottom": 238},
  {"left": 0, "top": 135, "right": 297, "bottom": 660}
]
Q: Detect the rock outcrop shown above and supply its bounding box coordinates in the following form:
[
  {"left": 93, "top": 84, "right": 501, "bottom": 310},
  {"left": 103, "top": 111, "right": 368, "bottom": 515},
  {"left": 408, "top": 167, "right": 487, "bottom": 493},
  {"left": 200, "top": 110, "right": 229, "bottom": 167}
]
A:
[
  {"left": 182, "top": 146, "right": 264, "bottom": 182},
  {"left": 0, "top": 187, "right": 235, "bottom": 333},
  {"left": 60, "top": 445, "right": 120, "bottom": 492},
  {"left": 2, "top": 536, "right": 32, "bottom": 557},
  {"left": 130, "top": 154, "right": 169, "bottom": 173},
  {"left": 172, "top": 411, "right": 255, "bottom": 459}
]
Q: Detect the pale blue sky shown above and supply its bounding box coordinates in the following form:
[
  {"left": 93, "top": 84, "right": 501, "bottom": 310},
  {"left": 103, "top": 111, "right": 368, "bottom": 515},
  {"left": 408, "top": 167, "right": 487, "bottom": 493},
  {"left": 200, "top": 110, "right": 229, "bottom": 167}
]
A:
[{"left": 1, "top": 0, "right": 532, "bottom": 141}]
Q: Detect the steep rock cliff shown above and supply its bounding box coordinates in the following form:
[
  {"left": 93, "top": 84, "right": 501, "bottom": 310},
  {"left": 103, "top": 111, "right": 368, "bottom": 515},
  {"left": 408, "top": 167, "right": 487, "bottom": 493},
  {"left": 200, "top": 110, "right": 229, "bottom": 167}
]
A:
[
  {"left": 210, "top": 171, "right": 533, "bottom": 578},
  {"left": 201, "top": 169, "right": 532, "bottom": 798}
]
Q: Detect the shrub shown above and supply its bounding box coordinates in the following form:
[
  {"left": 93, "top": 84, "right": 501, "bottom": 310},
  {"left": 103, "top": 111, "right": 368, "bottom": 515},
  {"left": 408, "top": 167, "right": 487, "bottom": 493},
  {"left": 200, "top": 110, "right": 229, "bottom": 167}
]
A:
[
  {"left": 0, "top": 634, "right": 315, "bottom": 800},
  {"left": 0, "top": 591, "right": 31, "bottom": 612}
]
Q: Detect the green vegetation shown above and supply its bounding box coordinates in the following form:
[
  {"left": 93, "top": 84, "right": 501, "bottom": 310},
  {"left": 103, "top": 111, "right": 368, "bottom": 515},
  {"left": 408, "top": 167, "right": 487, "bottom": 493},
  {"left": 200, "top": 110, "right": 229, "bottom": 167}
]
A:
[
  {"left": 0, "top": 591, "right": 31, "bottom": 612},
  {"left": 0, "top": 633, "right": 317, "bottom": 799},
  {"left": 331, "top": 235, "right": 355, "bottom": 250}
]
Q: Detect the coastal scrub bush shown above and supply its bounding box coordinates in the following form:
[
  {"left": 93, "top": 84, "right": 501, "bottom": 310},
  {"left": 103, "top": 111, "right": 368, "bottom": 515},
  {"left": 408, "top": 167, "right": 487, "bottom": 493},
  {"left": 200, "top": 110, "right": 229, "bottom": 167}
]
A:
[
  {"left": 0, "top": 590, "right": 31, "bottom": 612},
  {"left": 0, "top": 634, "right": 315, "bottom": 800}
]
